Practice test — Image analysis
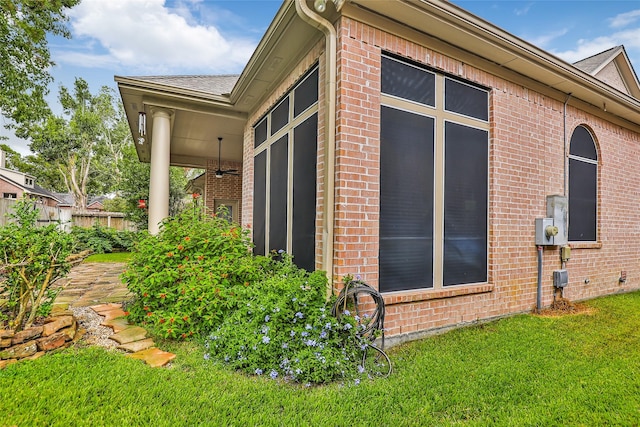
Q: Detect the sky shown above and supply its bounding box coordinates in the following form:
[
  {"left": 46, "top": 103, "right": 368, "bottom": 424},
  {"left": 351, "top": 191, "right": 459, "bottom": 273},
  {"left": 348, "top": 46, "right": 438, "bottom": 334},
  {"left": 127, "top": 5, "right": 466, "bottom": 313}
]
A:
[{"left": 3, "top": 0, "right": 640, "bottom": 155}]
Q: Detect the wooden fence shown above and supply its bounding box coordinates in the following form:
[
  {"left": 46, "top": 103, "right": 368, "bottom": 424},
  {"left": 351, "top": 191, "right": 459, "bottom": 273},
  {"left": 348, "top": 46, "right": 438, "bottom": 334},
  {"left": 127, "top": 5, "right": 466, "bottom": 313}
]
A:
[{"left": 0, "top": 198, "right": 136, "bottom": 231}]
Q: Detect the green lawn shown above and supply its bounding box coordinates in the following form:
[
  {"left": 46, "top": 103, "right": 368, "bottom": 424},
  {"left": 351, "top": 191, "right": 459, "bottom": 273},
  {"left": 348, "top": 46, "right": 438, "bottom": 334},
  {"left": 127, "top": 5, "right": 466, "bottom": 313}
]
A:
[
  {"left": 83, "top": 252, "right": 132, "bottom": 263},
  {"left": 2, "top": 292, "right": 640, "bottom": 426}
]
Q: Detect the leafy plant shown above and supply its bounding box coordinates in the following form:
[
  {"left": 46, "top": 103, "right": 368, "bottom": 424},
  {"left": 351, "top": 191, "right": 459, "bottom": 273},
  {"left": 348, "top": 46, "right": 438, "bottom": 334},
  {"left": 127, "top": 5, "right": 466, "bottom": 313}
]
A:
[
  {"left": 70, "top": 223, "right": 139, "bottom": 253},
  {"left": 122, "top": 200, "right": 263, "bottom": 338},
  {"left": 0, "top": 198, "right": 74, "bottom": 331},
  {"left": 205, "top": 257, "right": 370, "bottom": 384}
]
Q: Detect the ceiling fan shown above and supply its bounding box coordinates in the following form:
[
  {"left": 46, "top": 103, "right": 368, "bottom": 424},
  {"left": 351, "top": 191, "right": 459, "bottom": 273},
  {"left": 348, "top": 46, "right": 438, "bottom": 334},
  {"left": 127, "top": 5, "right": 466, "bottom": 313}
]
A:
[{"left": 215, "top": 137, "right": 239, "bottom": 178}]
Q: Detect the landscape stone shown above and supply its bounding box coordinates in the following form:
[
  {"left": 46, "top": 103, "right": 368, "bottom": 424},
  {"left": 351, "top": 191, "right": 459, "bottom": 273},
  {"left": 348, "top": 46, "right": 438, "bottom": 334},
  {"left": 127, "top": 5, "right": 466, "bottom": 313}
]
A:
[
  {"left": 117, "top": 338, "right": 155, "bottom": 353},
  {"left": 37, "top": 332, "right": 68, "bottom": 351},
  {"left": 90, "top": 303, "right": 122, "bottom": 314},
  {"left": 12, "top": 326, "right": 44, "bottom": 345},
  {"left": 102, "top": 317, "right": 130, "bottom": 333},
  {"left": 43, "top": 316, "right": 74, "bottom": 336},
  {"left": 45, "top": 310, "right": 73, "bottom": 321},
  {"left": 24, "top": 351, "right": 46, "bottom": 361},
  {"left": 110, "top": 326, "right": 147, "bottom": 344},
  {"left": 128, "top": 347, "right": 176, "bottom": 367},
  {"left": 0, "top": 329, "right": 14, "bottom": 339},
  {"left": 100, "top": 308, "right": 127, "bottom": 321},
  {"left": 58, "top": 325, "right": 77, "bottom": 341},
  {"left": 0, "top": 338, "right": 12, "bottom": 348},
  {"left": 0, "top": 341, "right": 38, "bottom": 359}
]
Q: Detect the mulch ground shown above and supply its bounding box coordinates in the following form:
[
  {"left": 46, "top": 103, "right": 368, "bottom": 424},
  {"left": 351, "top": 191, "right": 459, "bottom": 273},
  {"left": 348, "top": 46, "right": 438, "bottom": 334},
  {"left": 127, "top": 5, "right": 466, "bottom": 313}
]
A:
[{"left": 535, "top": 297, "right": 596, "bottom": 317}]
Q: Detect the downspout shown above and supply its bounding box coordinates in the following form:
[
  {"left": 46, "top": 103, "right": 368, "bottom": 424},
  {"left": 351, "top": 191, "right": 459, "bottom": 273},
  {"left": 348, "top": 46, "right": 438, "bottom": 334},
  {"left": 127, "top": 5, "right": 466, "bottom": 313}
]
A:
[{"left": 294, "top": 0, "right": 339, "bottom": 293}]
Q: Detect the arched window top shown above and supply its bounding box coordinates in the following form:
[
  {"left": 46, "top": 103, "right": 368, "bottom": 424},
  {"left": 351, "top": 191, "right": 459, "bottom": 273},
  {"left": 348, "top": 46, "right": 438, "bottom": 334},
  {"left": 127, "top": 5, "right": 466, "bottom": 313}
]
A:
[{"left": 569, "top": 125, "right": 597, "bottom": 161}]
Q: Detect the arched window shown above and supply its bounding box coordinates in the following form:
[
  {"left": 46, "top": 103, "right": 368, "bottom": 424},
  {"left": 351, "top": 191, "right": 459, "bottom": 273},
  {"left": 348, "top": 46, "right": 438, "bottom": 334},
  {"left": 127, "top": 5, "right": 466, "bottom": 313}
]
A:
[{"left": 568, "top": 125, "right": 598, "bottom": 242}]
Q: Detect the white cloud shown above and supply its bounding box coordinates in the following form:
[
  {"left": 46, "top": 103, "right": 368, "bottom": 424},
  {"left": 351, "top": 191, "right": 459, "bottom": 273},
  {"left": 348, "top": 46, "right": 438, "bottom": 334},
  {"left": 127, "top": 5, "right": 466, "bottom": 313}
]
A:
[
  {"left": 550, "top": 27, "right": 640, "bottom": 64},
  {"left": 61, "top": 0, "right": 257, "bottom": 75},
  {"left": 609, "top": 9, "right": 640, "bottom": 29},
  {"left": 527, "top": 28, "right": 569, "bottom": 49},
  {"left": 514, "top": 2, "right": 533, "bottom": 17}
]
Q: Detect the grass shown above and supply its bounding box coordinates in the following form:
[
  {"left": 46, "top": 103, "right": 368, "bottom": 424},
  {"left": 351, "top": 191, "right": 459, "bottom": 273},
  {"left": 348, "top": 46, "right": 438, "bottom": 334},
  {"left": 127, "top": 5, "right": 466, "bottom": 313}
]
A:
[
  {"left": 83, "top": 252, "right": 132, "bottom": 263},
  {"left": 2, "top": 292, "right": 640, "bottom": 426}
]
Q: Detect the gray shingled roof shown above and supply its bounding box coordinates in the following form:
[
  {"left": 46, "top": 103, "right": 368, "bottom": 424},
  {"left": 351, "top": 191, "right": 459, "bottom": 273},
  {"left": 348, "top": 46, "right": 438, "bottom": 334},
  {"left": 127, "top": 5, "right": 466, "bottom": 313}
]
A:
[
  {"left": 573, "top": 46, "right": 622, "bottom": 74},
  {"left": 128, "top": 74, "right": 240, "bottom": 96}
]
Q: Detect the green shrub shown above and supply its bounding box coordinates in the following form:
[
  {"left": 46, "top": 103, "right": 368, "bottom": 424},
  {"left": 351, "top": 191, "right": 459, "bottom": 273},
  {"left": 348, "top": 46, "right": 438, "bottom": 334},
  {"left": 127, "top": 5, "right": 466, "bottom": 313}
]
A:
[
  {"left": 121, "top": 201, "right": 264, "bottom": 339},
  {"left": 205, "top": 255, "right": 370, "bottom": 384},
  {"left": 70, "top": 224, "right": 139, "bottom": 254},
  {"left": 0, "top": 198, "right": 74, "bottom": 331}
]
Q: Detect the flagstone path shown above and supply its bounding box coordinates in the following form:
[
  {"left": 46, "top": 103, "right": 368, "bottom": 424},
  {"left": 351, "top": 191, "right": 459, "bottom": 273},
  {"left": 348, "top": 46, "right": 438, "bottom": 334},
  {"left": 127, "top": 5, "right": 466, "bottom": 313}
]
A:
[{"left": 51, "top": 262, "right": 176, "bottom": 367}]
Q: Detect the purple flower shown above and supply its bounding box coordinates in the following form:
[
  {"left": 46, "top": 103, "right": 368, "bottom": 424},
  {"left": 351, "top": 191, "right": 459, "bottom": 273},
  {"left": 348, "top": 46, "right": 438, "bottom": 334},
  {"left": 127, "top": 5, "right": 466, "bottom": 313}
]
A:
[
  {"left": 324, "top": 322, "right": 332, "bottom": 330},
  {"left": 358, "top": 364, "right": 365, "bottom": 374},
  {"left": 290, "top": 330, "right": 296, "bottom": 337},
  {"left": 305, "top": 339, "right": 317, "bottom": 347},
  {"left": 282, "top": 342, "right": 289, "bottom": 349},
  {"left": 295, "top": 312, "right": 304, "bottom": 319},
  {"left": 262, "top": 336, "right": 270, "bottom": 344},
  {"left": 265, "top": 315, "right": 270, "bottom": 322},
  {"left": 203, "top": 353, "right": 210, "bottom": 360},
  {"left": 270, "top": 370, "right": 278, "bottom": 379},
  {"left": 255, "top": 368, "right": 263, "bottom": 375},
  {"left": 278, "top": 249, "right": 285, "bottom": 254},
  {"left": 320, "top": 330, "right": 327, "bottom": 339},
  {"left": 301, "top": 331, "right": 309, "bottom": 337},
  {"left": 354, "top": 378, "right": 361, "bottom": 386},
  {"left": 305, "top": 324, "right": 313, "bottom": 330},
  {"left": 356, "top": 275, "right": 362, "bottom": 280},
  {"left": 343, "top": 323, "right": 353, "bottom": 330},
  {"left": 343, "top": 309, "right": 351, "bottom": 316}
]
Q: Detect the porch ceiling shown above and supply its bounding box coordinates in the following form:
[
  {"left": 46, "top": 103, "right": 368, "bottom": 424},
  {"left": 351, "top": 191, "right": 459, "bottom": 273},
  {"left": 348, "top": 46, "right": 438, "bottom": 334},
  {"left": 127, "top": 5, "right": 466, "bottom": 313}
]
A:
[{"left": 117, "top": 83, "right": 247, "bottom": 169}]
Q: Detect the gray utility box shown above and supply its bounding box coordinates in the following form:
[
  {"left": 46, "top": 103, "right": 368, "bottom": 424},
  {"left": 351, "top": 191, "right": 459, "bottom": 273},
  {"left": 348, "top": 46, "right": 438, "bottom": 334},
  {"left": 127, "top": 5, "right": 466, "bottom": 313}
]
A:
[
  {"left": 546, "top": 195, "right": 568, "bottom": 246},
  {"left": 535, "top": 218, "right": 559, "bottom": 245},
  {"left": 553, "top": 269, "right": 569, "bottom": 288}
]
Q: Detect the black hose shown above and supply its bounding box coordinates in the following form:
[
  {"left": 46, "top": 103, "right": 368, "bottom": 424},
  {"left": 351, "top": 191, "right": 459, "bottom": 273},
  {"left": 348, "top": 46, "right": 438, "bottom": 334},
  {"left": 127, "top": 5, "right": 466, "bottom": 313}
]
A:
[{"left": 331, "top": 280, "right": 387, "bottom": 349}]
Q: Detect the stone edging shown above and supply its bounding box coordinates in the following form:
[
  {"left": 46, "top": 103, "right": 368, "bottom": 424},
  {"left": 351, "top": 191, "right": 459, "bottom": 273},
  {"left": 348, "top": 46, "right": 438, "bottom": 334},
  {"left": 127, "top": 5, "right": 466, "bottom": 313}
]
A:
[{"left": 0, "top": 312, "right": 82, "bottom": 369}]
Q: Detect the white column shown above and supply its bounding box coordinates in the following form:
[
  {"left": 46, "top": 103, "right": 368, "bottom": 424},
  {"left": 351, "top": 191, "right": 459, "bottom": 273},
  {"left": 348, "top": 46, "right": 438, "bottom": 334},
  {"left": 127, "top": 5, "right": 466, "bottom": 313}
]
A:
[{"left": 148, "top": 108, "right": 172, "bottom": 234}]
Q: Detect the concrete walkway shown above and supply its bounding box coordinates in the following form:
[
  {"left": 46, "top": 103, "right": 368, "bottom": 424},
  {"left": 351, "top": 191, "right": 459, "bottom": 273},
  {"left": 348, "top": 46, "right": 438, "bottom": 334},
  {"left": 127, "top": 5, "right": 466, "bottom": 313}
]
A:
[{"left": 52, "top": 262, "right": 176, "bottom": 367}]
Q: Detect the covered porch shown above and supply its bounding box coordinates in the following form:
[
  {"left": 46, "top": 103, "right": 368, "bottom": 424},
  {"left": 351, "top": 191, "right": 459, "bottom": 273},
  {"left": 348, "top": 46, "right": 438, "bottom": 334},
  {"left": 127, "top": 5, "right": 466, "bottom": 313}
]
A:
[{"left": 115, "top": 75, "right": 246, "bottom": 233}]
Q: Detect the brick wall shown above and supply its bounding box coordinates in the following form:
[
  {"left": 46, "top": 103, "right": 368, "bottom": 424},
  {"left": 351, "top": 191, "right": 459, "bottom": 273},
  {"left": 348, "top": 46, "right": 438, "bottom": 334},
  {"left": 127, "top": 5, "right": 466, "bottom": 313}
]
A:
[
  {"left": 205, "top": 159, "right": 243, "bottom": 223},
  {"left": 239, "top": 14, "right": 640, "bottom": 343},
  {"left": 0, "top": 180, "right": 22, "bottom": 198},
  {"left": 333, "top": 16, "right": 640, "bottom": 342}
]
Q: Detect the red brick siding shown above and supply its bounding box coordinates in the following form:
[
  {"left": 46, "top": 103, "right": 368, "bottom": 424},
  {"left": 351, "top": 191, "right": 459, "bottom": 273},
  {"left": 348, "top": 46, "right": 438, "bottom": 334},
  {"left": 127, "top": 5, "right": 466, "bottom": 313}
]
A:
[
  {"left": 333, "top": 16, "right": 640, "bottom": 340},
  {"left": 205, "top": 159, "right": 243, "bottom": 224}
]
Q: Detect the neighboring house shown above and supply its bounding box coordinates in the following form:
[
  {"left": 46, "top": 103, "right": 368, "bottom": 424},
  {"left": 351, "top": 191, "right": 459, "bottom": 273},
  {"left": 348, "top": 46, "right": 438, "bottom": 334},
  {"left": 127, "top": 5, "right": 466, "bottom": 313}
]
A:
[
  {"left": 117, "top": 0, "right": 640, "bottom": 344},
  {"left": 0, "top": 150, "right": 61, "bottom": 207},
  {"left": 86, "top": 196, "right": 107, "bottom": 212}
]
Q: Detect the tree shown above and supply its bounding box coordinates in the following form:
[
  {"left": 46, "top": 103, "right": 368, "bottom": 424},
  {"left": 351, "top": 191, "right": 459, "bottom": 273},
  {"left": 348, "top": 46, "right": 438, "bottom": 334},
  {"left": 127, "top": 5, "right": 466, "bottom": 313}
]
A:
[
  {"left": 0, "top": 0, "right": 79, "bottom": 131},
  {"left": 27, "top": 78, "right": 130, "bottom": 208}
]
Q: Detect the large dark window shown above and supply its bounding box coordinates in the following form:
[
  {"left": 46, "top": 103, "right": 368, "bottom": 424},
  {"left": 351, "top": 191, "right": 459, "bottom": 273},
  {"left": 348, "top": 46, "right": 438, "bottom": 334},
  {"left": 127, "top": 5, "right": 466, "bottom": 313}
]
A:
[
  {"left": 252, "top": 65, "right": 319, "bottom": 271},
  {"left": 380, "top": 106, "right": 435, "bottom": 292},
  {"left": 443, "top": 122, "right": 488, "bottom": 285},
  {"left": 269, "top": 135, "right": 288, "bottom": 252},
  {"left": 292, "top": 115, "right": 318, "bottom": 272},
  {"left": 568, "top": 126, "right": 598, "bottom": 242},
  {"left": 381, "top": 56, "right": 435, "bottom": 106},
  {"left": 253, "top": 151, "right": 267, "bottom": 255},
  {"left": 380, "top": 54, "right": 489, "bottom": 291}
]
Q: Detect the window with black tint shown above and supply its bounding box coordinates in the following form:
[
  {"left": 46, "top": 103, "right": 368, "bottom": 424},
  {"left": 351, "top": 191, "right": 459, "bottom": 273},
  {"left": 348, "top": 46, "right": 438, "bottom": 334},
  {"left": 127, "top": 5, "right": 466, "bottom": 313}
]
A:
[
  {"left": 254, "top": 117, "right": 267, "bottom": 148},
  {"left": 379, "top": 106, "right": 435, "bottom": 292},
  {"left": 271, "top": 97, "right": 290, "bottom": 136},
  {"left": 381, "top": 56, "right": 435, "bottom": 106},
  {"left": 443, "top": 122, "right": 488, "bottom": 285},
  {"left": 292, "top": 114, "right": 318, "bottom": 271},
  {"left": 253, "top": 151, "right": 267, "bottom": 255},
  {"left": 568, "top": 126, "right": 598, "bottom": 242},
  {"left": 294, "top": 68, "right": 319, "bottom": 117},
  {"left": 444, "top": 78, "right": 488, "bottom": 121},
  {"left": 269, "top": 135, "right": 288, "bottom": 252}
]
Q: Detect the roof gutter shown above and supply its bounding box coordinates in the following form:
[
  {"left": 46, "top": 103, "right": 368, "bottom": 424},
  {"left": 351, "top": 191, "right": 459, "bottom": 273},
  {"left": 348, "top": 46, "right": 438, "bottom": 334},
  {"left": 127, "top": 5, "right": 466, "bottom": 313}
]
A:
[{"left": 294, "top": 0, "right": 341, "bottom": 293}]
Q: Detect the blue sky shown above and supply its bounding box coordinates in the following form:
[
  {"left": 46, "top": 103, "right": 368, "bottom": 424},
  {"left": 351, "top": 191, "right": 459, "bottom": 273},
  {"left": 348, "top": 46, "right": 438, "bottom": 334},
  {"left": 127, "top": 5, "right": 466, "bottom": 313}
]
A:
[{"left": 3, "top": 0, "right": 640, "bottom": 155}]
